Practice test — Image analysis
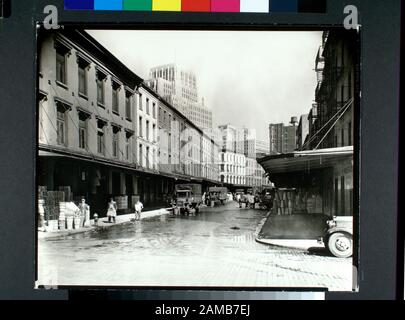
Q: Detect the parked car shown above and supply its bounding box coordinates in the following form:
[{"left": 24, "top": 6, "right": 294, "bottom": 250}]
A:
[
  {"left": 322, "top": 216, "right": 353, "bottom": 258},
  {"left": 258, "top": 213, "right": 353, "bottom": 258}
]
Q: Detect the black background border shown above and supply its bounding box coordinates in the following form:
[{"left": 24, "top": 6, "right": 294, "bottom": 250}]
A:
[{"left": 0, "top": 0, "right": 401, "bottom": 300}]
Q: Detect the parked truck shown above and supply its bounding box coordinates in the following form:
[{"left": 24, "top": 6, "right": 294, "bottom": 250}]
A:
[
  {"left": 207, "top": 187, "right": 228, "bottom": 206},
  {"left": 172, "top": 184, "right": 203, "bottom": 215}
]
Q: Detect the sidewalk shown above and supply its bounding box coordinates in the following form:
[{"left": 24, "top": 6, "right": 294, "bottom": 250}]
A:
[
  {"left": 38, "top": 207, "right": 171, "bottom": 240},
  {"left": 254, "top": 212, "right": 325, "bottom": 251}
]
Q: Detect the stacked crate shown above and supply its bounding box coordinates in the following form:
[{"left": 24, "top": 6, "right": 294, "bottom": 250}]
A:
[
  {"left": 38, "top": 186, "right": 78, "bottom": 231},
  {"left": 59, "top": 186, "right": 73, "bottom": 201},
  {"left": 40, "top": 190, "right": 65, "bottom": 231}
]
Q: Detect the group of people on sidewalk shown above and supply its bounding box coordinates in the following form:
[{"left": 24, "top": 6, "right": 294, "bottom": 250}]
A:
[{"left": 105, "top": 198, "right": 144, "bottom": 224}]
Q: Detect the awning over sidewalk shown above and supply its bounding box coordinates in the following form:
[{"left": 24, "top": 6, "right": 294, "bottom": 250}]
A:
[
  {"left": 257, "top": 146, "right": 353, "bottom": 174},
  {"left": 39, "top": 149, "right": 189, "bottom": 182}
]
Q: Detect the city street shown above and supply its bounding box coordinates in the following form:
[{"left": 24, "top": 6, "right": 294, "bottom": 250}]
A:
[{"left": 37, "top": 202, "right": 353, "bottom": 291}]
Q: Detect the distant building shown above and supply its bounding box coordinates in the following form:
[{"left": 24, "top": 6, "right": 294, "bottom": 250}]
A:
[
  {"left": 269, "top": 117, "right": 298, "bottom": 155},
  {"left": 242, "top": 128, "right": 257, "bottom": 158},
  {"left": 255, "top": 139, "right": 270, "bottom": 158},
  {"left": 296, "top": 114, "right": 309, "bottom": 150},
  {"left": 146, "top": 64, "right": 213, "bottom": 130},
  {"left": 218, "top": 124, "right": 271, "bottom": 188},
  {"left": 269, "top": 123, "right": 283, "bottom": 155},
  {"left": 217, "top": 124, "right": 245, "bottom": 154},
  {"left": 219, "top": 151, "right": 246, "bottom": 185}
]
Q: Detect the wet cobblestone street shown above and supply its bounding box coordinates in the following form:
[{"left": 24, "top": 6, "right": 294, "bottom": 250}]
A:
[{"left": 38, "top": 202, "right": 353, "bottom": 291}]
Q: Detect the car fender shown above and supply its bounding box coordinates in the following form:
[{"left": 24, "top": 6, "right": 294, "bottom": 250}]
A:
[{"left": 325, "top": 227, "right": 353, "bottom": 238}]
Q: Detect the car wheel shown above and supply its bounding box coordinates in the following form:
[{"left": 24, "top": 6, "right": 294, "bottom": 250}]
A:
[{"left": 327, "top": 232, "right": 353, "bottom": 258}]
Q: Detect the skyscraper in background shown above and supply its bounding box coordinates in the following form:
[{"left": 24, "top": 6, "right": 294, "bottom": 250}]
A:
[
  {"left": 146, "top": 64, "right": 213, "bottom": 130},
  {"left": 269, "top": 117, "right": 298, "bottom": 154}
]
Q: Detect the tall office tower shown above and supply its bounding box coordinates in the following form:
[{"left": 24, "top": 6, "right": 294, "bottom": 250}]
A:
[{"left": 146, "top": 64, "right": 213, "bottom": 130}]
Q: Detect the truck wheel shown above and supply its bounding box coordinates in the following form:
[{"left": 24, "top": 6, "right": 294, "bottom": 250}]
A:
[{"left": 327, "top": 232, "right": 352, "bottom": 258}]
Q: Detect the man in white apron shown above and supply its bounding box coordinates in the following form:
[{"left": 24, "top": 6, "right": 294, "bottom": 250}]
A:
[{"left": 78, "top": 198, "right": 90, "bottom": 227}]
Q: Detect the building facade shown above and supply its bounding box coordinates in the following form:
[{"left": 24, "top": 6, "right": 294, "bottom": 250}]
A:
[
  {"left": 296, "top": 114, "right": 309, "bottom": 150},
  {"left": 310, "top": 30, "right": 356, "bottom": 151},
  {"left": 219, "top": 151, "right": 246, "bottom": 186},
  {"left": 245, "top": 157, "right": 269, "bottom": 187},
  {"left": 218, "top": 124, "right": 245, "bottom": 154},
  {"left": 309, "top": 29, "right": 357, "bottom": 216},
  {"left": 38, "top": 30, "right": 221, "bottom": 217}
]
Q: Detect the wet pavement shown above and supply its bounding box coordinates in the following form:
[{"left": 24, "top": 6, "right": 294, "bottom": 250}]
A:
[{"left": 37, "top": 202, "right": 353, "bottom": 291}]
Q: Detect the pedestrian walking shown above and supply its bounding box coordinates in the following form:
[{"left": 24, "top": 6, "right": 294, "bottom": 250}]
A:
[
  {"left": 248, "top": 193, "right": 255, "bottom": 209},
  {"left": 245, "top": 194, "right": 252, "bottom": 208},
  {"left": 78, "top": 197, "right": 90, "bottom": 227},
  {"left": 107, "top": 198, "right": 117, "bottom": 223},
  {"left": 134, "top": 200, "right": 144, "bottom": 221}
]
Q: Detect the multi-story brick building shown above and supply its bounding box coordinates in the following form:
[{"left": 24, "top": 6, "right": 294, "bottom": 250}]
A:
[
  {"left": 219, "top": 152, "right": 246, "bottom": 185},
  {"left": 269, "top": 118, "right": 298, "bottom": 155},
  {"left": 311, "top": 30, "right": 356, "bottom": 151},
  {"left": 37, "top": 29, "right": 221, "bottom": 216},
  {"left": 259, "top": 29, "right": 358, "bottom": 218}
]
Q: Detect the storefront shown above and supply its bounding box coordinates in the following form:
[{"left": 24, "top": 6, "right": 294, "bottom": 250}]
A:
[
  {"left": 258, "top": 146, "right": 353, "bottom": 217},
  {"left": 38, "top": 150, "right": 182, "bottom": 218}
]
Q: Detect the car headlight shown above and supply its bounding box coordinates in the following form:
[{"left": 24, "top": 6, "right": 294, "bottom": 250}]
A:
[{"left": 327, "top": 220, "right": 336, "bottom": 228}]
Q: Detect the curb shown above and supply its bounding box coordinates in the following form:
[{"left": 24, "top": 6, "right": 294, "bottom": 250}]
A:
[
  {"left": 38, "top": 207, "right": 171, "bottom": 240},
  {"left": 255, "top": 238, "right": 325, "bottom": 251}
]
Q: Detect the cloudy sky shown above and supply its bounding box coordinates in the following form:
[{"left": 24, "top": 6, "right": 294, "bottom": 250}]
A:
[{"left": 87, "top": 30, "right": 322, "bottom": 141}]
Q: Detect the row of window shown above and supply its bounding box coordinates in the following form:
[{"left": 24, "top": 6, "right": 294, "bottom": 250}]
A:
[
  {"left": 334, "top": 122, "right": 352, "bottom": 147},
  {"left": 220, "top": 175, "right": 245, "bottom": 185},
  {"left": 138, "top": 116, "right": 157, "bottom": 143},
  {"left": 220, "top": 153, "right": 245, "bottom": 164},
  {"left": 220, "top": 164, "right": 245, "bottom": 174},
  {"left": 56, "top": 106, "right": 135, "bottom": 160},
  {"left": 53, "top": 105, "right": 218, "bottom": 172},
  {"left": 55, "top": 43, "right": 157, "bottom": 122}
]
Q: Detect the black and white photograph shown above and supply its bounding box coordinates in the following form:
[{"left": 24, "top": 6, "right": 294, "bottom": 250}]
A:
[{"left": 36, "top": 28, "right": 359, "bottom": 291}]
